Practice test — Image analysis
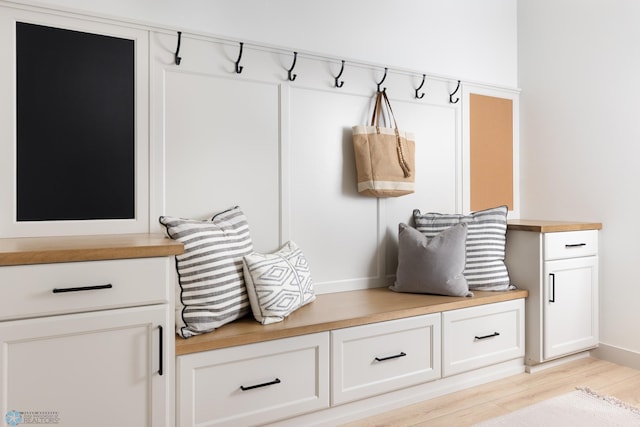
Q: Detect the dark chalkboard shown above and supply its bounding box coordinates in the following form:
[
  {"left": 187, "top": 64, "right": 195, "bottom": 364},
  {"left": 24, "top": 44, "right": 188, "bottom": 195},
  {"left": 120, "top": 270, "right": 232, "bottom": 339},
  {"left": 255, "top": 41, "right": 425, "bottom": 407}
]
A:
[{"left": 16, "top": 22, "right": 135, "bottom": 221}]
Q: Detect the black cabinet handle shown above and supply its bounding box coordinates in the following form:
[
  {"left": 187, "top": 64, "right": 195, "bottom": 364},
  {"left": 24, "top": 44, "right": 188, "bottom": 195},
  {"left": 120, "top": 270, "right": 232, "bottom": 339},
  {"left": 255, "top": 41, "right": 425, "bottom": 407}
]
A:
[
  {"left": 52, "top": 284, "right": 113, "bottom": 293},
  {"left": 474, "top": 332, "right": 500, "bottom": 341},
  {"left": 158, "top": 325, "right": 164, "bottom": 376},
  {"left": 565, "top": 243, "right": 586, "bottom": 248},
  {"left": 240, "top": 378, "right": 281, "bottom": 391},
  {"left": 549, "top": 273, "right": 556, "bottom": 303},
  {"left": 374, "top": 352, "right": 407, "bottom": 362}
]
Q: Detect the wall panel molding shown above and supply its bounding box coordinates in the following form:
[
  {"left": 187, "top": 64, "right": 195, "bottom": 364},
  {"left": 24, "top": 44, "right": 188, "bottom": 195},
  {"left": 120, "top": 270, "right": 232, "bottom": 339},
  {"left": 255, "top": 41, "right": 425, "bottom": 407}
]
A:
[{"left": 149, "top": 31, "right": 464, "bottom": 293}]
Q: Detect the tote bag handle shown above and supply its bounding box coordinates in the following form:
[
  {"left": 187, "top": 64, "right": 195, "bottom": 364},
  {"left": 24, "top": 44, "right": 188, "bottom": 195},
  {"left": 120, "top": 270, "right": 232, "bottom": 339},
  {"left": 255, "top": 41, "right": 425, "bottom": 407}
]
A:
[{"left": 375, "top": 90, "right": 411, "bottom": 178}]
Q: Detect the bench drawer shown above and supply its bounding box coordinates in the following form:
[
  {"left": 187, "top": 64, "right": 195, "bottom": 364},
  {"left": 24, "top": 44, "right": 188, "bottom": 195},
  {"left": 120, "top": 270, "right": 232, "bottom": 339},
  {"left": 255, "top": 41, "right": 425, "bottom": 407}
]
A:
[
  {"left": 0, "top": 258, "right": 171, "bottom": 321},
  {"left": 544, "top": 230, "right": 598, "bottom": 260},
  {"left": 331, "top": 314, "right": 441, "bottom": 405},
  {"left": 176, "top": 333, "right": 329, "bottom": 427},
  {"left": 442, "top": 299, "right": 524, "bottom": 377}
]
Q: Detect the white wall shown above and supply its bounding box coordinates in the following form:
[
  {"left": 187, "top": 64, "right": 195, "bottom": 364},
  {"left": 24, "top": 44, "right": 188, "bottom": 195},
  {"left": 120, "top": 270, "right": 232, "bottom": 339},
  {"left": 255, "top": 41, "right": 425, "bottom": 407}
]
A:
[
  {"left": 518, "top": 0, "right": 640, "bottom": 360},
  {"left": 24, "top": 0, "right": 518, "bottom": 88}
]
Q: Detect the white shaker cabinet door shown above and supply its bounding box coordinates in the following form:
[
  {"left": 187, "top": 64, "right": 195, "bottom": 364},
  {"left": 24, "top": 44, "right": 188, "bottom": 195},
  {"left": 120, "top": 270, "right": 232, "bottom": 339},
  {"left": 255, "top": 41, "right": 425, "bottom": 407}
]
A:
[
  {"left": 0, "top": 305, "right": 169, "bottom": 427},
  {"left": 543, "top": 256, "right": 598, "bottom": 360}
]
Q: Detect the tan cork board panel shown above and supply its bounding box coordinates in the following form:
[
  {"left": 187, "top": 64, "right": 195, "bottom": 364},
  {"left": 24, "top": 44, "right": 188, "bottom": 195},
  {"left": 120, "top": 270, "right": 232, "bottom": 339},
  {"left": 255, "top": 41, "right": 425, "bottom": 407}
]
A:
[{"left": 470, "top": 94, "right": 513, "bottom": 211}]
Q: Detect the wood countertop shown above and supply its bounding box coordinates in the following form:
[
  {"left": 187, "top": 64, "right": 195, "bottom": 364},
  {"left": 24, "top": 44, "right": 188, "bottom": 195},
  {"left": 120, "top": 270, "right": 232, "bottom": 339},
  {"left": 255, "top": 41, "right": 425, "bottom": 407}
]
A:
[
  {"left": 507, "top": 220, "right": 602, "bottom": 233},
  {"left": 0, "top": 233, "right": 184, "bottom": 266},
  {"left": 176, "top": 287, "right": 529, "bottom": 355}
]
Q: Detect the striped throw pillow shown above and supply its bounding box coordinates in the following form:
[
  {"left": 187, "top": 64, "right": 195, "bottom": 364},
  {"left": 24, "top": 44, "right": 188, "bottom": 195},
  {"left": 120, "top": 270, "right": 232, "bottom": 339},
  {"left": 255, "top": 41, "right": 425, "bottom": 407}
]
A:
[
  {"left": 159, "top": 206, "right": 253, "bottom": 338},
  {"left": 413, "top": 206, "right": 512, "bottom": 291},
  {"left": 243, "top": 241, "right": 316, "bottom": 325}
]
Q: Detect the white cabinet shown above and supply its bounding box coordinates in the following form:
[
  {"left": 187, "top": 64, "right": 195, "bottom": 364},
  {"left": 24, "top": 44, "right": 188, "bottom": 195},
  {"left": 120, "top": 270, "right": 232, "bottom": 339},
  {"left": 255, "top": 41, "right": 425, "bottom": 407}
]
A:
[
  {"left": 331, "top": 314, "right": 441, "bottom": 405},
  {"left": 0, "top": 305, "right": 168, "bottom": 427},
  {"left": 0, "top": 234, "right": 182, "bottom": 427},
  {"left": 544, "top": 256, "right": 598, "bottom": 359},
  {"left": 442, "top": 299, "right": 524, "bottom": 377},
  {"left": 176, "top": 333, "right": 329, "bottom": 427},
  {"left": 505, "top": 223, "right": 600, "bottom": 366}
]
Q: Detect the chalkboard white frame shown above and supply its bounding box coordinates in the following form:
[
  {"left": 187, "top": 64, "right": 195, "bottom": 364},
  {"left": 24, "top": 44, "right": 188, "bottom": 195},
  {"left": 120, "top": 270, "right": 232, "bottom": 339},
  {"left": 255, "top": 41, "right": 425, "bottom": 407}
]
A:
[{"left": 0, "top": 7, "right": 149, "bottom": 237}]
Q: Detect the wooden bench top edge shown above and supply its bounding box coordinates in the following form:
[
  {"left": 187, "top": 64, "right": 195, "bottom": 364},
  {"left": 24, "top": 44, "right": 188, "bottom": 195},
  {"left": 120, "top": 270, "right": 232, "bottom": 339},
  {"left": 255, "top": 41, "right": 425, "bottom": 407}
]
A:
[{"left": 176, "top": 287, "right": 528, "bottom": 355}]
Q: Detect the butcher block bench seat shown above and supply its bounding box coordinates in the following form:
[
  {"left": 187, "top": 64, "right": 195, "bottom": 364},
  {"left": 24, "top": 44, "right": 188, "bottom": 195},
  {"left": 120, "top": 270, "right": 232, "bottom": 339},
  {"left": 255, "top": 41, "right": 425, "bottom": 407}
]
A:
[{"left": 175, "top": 287, "right": 528, "bottom": 355}]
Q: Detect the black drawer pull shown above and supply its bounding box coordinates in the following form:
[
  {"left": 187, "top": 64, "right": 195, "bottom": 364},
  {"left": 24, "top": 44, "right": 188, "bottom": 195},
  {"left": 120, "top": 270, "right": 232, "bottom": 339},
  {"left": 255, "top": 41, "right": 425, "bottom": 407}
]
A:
[
  {"left": 240, "top": 378, "right": 281, "bottom": 391},
  {"left": 52, "top": 284, "right": 113, "bottom": 294},
  {"left": 374, "top": 352, "right": 407, "bottom": 362},
  {"left": 158, "top": 325, "right": 164, "bottom": 376},
  {"left": 565, "top": 243, "right": 586, "bottom": 248},
  {"left": 474, "top": 332, "right": 500, "bottom": 341}
]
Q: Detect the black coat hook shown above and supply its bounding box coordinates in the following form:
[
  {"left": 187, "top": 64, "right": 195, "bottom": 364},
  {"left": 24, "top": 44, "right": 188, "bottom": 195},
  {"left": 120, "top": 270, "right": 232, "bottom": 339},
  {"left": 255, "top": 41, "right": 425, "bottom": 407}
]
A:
[
  {"left": 376, "top": 67, "right": 388, "bottom": 92},
  {"left": 174, "top": 31, "right": 182, "bottom": 65},
  {"left": 334, "top": 60, "right": 345, "bottom": 88},
  {"left": 287, "top": 51, "right": 298, "bottom": 81},
  {"left": 235, "top": 42, "right": 244, "bottom": 74},
  {"left": 415, "top": 74, "right": 426, "bottom": 99},
  {"left": 449, "top": 80, "right": 461, "bottom": 103}
]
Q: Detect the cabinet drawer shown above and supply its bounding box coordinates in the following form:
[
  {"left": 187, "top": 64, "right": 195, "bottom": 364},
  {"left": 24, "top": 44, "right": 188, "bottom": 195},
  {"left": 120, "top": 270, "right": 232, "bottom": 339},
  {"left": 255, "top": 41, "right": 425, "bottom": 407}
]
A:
[
  {"left": 176, "top": 333, "right": 329, "bottom": 427},
  {"left": 544, "top": 230, "right": 598, "bottom": 260},
  {"left": 0, "top": 257, "right": 171, "bottom": 320},
  {"left": 331, "top": 314, "right": 441, "bottom": 405},
  {"left": 442, "top": 299, "right": 524, "bottom": 377}
]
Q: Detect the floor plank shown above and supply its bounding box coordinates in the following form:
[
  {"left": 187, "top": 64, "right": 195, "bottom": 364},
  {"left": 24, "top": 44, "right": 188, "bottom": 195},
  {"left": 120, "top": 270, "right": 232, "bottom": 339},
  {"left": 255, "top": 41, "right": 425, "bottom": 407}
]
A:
[{"left": 342, "top": 357, "right": 640, "bottom": 426}]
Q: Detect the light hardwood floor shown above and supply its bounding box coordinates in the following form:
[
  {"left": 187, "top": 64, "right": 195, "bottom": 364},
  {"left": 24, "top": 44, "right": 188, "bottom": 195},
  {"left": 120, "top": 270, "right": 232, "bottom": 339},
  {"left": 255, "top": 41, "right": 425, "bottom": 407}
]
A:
[{"left": 343, "top": 357, "right": 640, "bottom": 427}]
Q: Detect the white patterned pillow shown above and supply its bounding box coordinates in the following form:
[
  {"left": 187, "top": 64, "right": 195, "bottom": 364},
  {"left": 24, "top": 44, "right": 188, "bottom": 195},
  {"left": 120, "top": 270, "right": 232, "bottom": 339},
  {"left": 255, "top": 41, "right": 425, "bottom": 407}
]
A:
[
  {"left": 159, "top": 206, "right": 253, "bottom": 338},
  {"left": 242, "top": 241, "right": 316, "bottom": 325},
  {"left": 413, "top": 205, "right": 513, "bottom": 291}
]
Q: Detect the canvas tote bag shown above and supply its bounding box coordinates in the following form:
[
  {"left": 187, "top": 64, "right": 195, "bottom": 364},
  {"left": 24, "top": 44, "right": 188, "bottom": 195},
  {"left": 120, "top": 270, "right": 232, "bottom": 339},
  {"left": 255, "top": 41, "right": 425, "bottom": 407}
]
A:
[{"left": 352, "top": 90, "right": 415, "bottom": 197}]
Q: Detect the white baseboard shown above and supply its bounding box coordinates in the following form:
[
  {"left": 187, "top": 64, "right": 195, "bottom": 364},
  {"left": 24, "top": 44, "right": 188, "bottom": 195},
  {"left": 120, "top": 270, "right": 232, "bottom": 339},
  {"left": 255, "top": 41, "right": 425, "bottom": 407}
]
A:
[
  {"left": 591, "top": 343, "right": 640, "bottom": 370},
  {"left": 269, "top": 358, "right": 526, "bottom": 427},
  {"left": 525, "top": 351, "right": 591, "bottom": 374}
]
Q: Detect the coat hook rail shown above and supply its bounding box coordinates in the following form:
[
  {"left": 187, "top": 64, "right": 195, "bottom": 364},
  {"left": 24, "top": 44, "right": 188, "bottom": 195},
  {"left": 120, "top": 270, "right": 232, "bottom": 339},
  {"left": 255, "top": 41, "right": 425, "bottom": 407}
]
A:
[
  {"left": 376, "top": 67, "right": 388, "bottom": 92},
  {"left": 287, "top": 51, "right": 298, "bottom": 81},
  {"left": 174, "top": 31, "right": 182, "bottom": 65},
  {"left": 415, "top": 74, "right": 426, "bottom": 99},
  {"left": 190, "top": 33, "right": 466, "bottom": 98},
  {"left": 235, "top": 42, "right": 244, "bottom": 74},
  {"left": 449, "top": 80, "right": 461, "bottom": 103},
  {"left": 334, "top": 60, "right": 345, "bottom": 88}
]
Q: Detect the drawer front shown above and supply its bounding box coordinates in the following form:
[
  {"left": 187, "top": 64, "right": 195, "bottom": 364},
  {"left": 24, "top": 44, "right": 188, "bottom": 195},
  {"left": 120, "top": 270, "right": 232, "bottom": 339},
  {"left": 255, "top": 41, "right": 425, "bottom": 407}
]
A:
[
  {"left": 177, "top": 333, "right": 329, "bottom": 427},
  {"left": 544, "top": 230, "right": 598, "bottom": 260},
  {"left": 442, "top": 299, "right": 524, "bottom": 377},
  {"left": 0, "top": 257, "right": 171, "bottom": 320},
  {"left": 331, "top": 314, "right": 441, "bottom": 405}
]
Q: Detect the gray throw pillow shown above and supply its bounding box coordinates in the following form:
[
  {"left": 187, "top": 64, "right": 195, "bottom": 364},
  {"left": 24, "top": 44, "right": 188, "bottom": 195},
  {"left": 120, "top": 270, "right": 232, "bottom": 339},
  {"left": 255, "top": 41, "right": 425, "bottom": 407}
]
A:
[
  {"left": 391, "top": 222, "right": 472, "bottom": 297},
  {"left": 413, "top": 205, "right": 512, "bottom": 291}
]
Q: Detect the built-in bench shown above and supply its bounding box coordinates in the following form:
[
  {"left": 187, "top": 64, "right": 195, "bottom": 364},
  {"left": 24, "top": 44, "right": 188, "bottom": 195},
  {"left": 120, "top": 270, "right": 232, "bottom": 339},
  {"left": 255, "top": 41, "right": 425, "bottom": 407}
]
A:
[{"left": 175, "top": 287, "right": 528, "bottom": 426}]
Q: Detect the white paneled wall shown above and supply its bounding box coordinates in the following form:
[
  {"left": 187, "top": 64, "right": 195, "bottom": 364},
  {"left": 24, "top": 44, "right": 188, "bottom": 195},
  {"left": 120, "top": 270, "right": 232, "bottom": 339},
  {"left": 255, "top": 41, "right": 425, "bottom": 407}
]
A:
[
  {"left": 162, "top": 72, "right": 281, "bottom": 249},
  {"left": 0, "top": 2, "right": 518, "bottom": 294},
  {"left": 150, "top": 32, "right": 462, "bottom": 293}
]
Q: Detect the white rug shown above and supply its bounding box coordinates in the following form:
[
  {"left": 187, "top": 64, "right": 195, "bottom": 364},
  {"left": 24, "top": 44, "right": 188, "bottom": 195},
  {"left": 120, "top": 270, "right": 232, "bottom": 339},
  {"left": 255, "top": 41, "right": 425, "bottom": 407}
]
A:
[{"left": 473, "top": 387, "right": 640, "bottom": 427}]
